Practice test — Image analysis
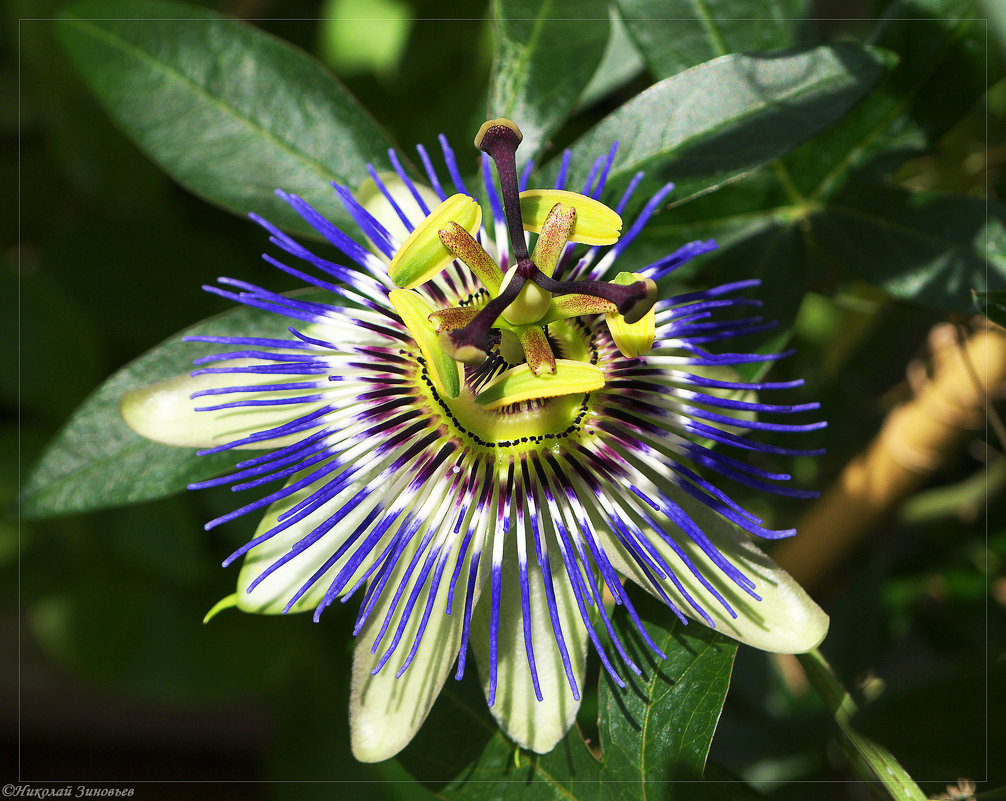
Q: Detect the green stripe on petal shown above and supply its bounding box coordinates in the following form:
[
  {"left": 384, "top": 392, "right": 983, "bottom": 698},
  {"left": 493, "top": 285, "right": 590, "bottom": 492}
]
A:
[
  {"left": 605, "top": 272, "right": 656, "bottom": 357},
  {"left": 476, "top": 359, "right": 604, "bottom": 410},
  {"left": 519, "top": 189, "right": 621, "bottom": 246},
  {"left": 471, "top": 529, "right": 588, "bottom": 754},
  {"left": 389, "top": 289, "right": 461, "bottom": 399},
  {"left": 120, "top": 360, "right": 326, "bottom": 449},
  {"left": 388, "top": 193, "right": 482, "bottom": 289}
]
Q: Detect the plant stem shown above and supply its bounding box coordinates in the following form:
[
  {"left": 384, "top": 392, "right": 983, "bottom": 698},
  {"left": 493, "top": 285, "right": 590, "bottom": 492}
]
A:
[{"left": 797, "top": 648, "right": 927, "bottom": 801}]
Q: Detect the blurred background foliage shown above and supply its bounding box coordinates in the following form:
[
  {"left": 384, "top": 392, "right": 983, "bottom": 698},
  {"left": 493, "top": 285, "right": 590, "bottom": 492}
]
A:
[{"left": 4, "top": 0, "right": 1005, "bottom": 797}]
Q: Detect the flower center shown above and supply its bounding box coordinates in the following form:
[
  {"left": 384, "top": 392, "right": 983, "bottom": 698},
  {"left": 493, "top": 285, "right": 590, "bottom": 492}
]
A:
[
  {"left": 385, "top": 117, "right": 661, "bottom": 421},
  {"left": 413, "top": 317, "right": 598, "bottom": 452}
]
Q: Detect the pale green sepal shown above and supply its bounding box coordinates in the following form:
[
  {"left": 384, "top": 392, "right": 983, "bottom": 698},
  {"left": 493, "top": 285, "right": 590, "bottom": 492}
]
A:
[
  {"left": 599, "top": 488, "right": 828, "bottom": 654},
  {"left": 476, "top": 359, "right": 604, "bottom": 410},
  {"left": 388, "top": 194, "right": 482, "bottom": 289},
  {"left": 350, "top": 532, "right": 487, "bottom": 762},
  {"left": 356, "top": 172, "right": 441, "bottom": 252},
  {"left": 203, "top": 593, "right": 238, "bottom": 624},
  {"left": 605, "top": 271, "right": 656, "bottom": 357},
  {"left": 388, "top": 289, "right": 461, "bottom": 398},
  {"left": 519, "top": 189, "right": 621, "bottom": 245},
  {"left": 471, "top": 528, "right": 588, "bottom": 753},
  {"left": 120, "top": 360, "right": 326, "bottom": 450}
]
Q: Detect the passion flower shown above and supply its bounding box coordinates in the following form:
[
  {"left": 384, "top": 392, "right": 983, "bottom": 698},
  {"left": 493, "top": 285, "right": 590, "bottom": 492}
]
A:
[{"left": 122, "top": 118, "right": 828, "bottom": 763}]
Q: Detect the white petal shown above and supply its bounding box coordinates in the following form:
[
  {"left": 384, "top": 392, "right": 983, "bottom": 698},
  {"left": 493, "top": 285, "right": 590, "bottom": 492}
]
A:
[
  {"left": 236, "top": 450, "right": 424, "bottom": 614},
  {"left": 120, "top": 360, "right": 326, "bottom": 450},
  {"left": 233, "top": 432, "right": 438, "bottom": 611},
  {"left": 599, "top": 484, "right": 828, "bottom": 654},
  {"left": 349, "top": 525, "right": 485, "bottom": 762},
  {"left": 470, "top": 528, "right": 589, "bottom": 754},
  {"left": 357, "top": 172, "right": 441, "bottom": 252}
]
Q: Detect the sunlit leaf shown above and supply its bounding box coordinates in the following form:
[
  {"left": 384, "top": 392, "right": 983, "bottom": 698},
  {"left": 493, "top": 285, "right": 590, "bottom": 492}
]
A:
[
  {"left": 490, "top": 0, "right": 610, "bottom": 164},
  {"left": 56, "top": 0, "right": 396, "bottom": 239},
  {"left": 616, "top": 0, "right": 812, "bottom": 79},
  {"left": 553, "top": 45, "right": 890, "bottom": 204},
  {"left": 576, "top": 6, "right": 646, "bottom": 110}
]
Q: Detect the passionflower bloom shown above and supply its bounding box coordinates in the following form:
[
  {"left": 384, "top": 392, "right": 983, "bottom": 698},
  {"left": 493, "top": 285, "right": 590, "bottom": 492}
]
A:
[{"left": 122, "top": 119, "right": 828, "bottom": 762}]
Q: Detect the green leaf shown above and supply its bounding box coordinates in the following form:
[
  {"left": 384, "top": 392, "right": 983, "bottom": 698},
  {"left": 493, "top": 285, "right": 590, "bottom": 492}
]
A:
[
  {"left": 812, "top": 187, "right": 1006, "bottom": 310},
  {"left": 710, "top": 221, "right": 809, "bottom": 348},
  {"left": 20, "top": 296, "right": 326, "bottom": 518},
  {"left": 575, "top": 6, "right": 646, "bottom": 111},
  {"left": 56, "top": 0, "right": 395, "bottom": 240},
  {"left": 553, "top": 44, "right": 890, "bottom": 204},
  {"left": 396, "top": 666, "right": 601, "bottom": 799},
  {"left": 598, "top": 602, "right": 739, "bottom": 785},
  {"left": 974, "top": 290, "right": 1006, "bottom": 327},
  {"left": 397, "top": 598, "right": 741, "bottom": 800},
  {"left": 616, "top": 0, "right": 812, "bottom": 79},
  {"left": 490, "top": 0, "right": 610, "bottom": 164},
  {"left": 617, "top": 164, "right": 797, "bottom": 275},
  {"left": 788, "top": 0, "right": 991, "bottom": 199}
]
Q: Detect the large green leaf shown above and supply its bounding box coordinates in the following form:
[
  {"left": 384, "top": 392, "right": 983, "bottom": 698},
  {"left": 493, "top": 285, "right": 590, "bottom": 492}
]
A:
[
  {"left": 20, "top": 297, "right": 325, "bottom": 518},
  {"left": 617, "top": 164, "right": 797, "bottom": 275},
  {"left": 612, "top": 0, "right": 995, "bottom": 314},
  {"left": 597, "top": 603, "right": 739, "bottom": 787},
  {"left": 616, "top": 0, "right": 812, "bottom": 79},
  {"left": 787, "top": 0, "right": 991, "bottom": 199},
  {"left": 490, "top": 0, "right": 610, "bottom": 165},
  {"left": 552, "top": 44, "right": 890, "bottom": 204},
  {"left": 56, "top": 0, "right": 395, "bottom": 239},
  {"left": 397, "top": 598, "right": 741, "bottom": 800},
  {"left": 812, "top": 187, "right": 1006, "bottom": 309},
  {"left": 576, "top": 6, "right": 647, "bottom": 111}
]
